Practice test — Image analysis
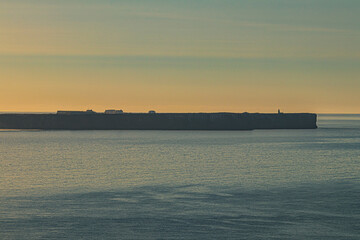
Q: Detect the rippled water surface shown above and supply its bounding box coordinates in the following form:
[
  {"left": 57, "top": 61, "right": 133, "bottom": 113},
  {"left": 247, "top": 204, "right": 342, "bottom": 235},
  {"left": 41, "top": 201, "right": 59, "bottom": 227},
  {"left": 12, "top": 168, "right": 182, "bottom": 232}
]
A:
[{"left": 1, "top": 114, "right": 359, "bottom": 239}]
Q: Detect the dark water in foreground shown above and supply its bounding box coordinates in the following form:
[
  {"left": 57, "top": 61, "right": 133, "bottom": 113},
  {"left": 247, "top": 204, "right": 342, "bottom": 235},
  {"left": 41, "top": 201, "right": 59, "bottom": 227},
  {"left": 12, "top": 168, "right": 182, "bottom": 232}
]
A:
[{"left": 1, "top": 115, "right": 359, "bottom": 239}]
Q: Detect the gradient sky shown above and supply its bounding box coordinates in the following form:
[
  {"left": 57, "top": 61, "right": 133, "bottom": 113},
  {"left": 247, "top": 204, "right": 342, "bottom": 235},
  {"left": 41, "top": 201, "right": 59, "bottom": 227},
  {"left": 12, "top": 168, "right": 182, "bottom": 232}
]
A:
[{"left": 1, "top": 0, "right": 359, "bottom": 113}]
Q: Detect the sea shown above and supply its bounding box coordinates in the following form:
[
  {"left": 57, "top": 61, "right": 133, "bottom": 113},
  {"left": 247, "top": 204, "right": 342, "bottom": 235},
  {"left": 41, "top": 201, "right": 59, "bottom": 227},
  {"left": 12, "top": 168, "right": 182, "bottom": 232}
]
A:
[{"left": 0, "top": 114, "right": 359, "bottom": 239}]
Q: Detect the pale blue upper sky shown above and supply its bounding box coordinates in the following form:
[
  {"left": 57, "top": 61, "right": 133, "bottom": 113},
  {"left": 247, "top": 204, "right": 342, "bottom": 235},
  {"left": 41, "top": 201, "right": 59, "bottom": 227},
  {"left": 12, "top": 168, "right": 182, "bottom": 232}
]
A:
[
  {"left": 1, "top": 0, "right": 360, "bottom": 58},
  {"left": 0, "top": 0, "right": 359, "bottom": 112}
]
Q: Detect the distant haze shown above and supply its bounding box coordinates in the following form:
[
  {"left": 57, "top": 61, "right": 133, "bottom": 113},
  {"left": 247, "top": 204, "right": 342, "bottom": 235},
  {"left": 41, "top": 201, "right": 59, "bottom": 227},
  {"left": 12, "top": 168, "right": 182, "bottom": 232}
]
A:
[{"left": 0, "top": 0, "right": 359, "bottom": 113}]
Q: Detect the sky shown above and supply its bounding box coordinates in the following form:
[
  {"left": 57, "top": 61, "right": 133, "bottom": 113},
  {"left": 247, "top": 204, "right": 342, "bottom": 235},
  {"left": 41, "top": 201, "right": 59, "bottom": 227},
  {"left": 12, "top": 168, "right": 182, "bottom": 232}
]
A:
[{"left": 0, "top": 0, "right": 359, "bottom": 113}]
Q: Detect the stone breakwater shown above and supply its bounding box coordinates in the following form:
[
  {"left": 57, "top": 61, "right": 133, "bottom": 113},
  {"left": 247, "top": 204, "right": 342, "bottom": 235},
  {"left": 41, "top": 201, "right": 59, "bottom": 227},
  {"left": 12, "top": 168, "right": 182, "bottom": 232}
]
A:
[{"left": 0, "top": 113, "right": 317, "bottom": 130}]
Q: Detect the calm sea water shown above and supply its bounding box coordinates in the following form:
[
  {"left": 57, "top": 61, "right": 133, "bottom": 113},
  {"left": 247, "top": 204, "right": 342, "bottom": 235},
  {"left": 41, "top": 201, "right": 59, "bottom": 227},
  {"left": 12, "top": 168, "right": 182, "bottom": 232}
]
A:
[{"left": 1, "top": 114, "right": 359, "bottom": 239}]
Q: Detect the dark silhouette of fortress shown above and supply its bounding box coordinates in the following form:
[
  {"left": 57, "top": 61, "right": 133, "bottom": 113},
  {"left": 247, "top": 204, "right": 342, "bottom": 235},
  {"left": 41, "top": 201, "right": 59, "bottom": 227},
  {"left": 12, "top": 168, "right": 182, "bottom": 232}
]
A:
[{"left": 0, "top": 110, "right": 317, "bottom": 130}]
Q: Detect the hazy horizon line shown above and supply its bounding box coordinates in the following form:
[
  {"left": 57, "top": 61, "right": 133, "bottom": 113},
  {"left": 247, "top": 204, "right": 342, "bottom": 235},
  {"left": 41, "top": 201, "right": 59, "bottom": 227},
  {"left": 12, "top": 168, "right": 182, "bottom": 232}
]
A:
[{"left": 0, "top": 111, "right": 359, "bottom": 115}]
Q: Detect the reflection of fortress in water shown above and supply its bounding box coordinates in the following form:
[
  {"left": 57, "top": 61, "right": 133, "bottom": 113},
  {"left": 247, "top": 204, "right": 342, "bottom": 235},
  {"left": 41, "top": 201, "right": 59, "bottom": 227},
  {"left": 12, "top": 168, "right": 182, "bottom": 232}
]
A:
[{"left": 0, "top": 109, "right": 317, "bottom": 130}]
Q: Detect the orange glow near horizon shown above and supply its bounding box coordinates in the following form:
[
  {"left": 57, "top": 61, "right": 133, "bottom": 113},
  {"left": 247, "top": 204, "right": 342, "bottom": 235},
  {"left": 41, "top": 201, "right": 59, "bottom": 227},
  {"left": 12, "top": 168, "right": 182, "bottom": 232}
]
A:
[{"left": 0, "top": 55, "right": 359, "bottom": 114}]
